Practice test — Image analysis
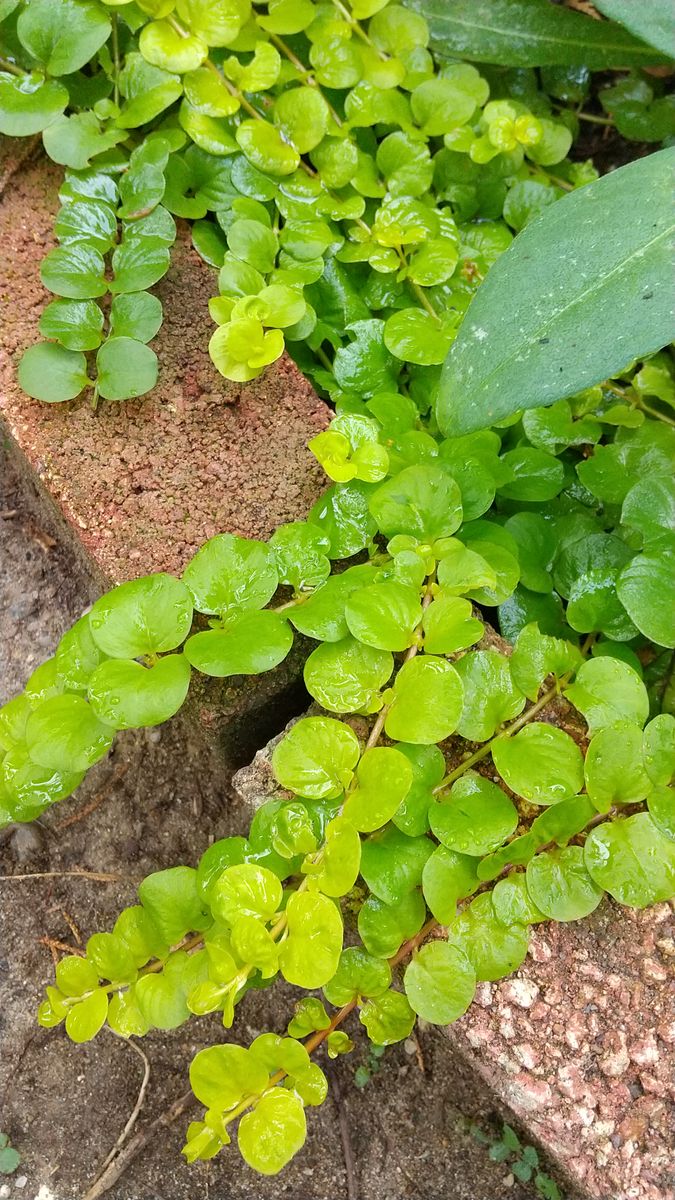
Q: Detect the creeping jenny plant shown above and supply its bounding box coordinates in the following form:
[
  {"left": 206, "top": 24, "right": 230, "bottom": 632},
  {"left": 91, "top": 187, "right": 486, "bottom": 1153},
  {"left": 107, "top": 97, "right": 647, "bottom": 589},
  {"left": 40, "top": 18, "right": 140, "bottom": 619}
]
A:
[{"left": 1, "top": 0, "right": 674, "bottom": 1181}]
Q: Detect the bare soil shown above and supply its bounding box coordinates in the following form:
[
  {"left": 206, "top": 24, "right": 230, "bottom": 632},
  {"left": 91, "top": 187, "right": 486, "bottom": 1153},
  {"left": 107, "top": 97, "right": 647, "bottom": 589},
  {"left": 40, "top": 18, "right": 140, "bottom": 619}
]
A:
[{"left": 0, "top": 445, "right": 535, "bottom": 1200}]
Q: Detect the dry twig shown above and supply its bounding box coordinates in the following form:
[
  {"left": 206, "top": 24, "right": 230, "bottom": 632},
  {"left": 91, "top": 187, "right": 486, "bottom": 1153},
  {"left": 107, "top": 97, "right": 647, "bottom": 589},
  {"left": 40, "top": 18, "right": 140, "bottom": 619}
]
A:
[{"left": 81, "top": 1088, "right": 195, "bottom": 1200}]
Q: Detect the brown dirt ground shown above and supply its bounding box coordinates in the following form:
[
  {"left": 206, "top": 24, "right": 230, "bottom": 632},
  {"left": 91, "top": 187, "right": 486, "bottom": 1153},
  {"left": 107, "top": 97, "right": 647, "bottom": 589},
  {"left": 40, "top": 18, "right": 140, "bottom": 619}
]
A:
[{"left": 0, "top": 446, "right": 538, "bottom": 1200}]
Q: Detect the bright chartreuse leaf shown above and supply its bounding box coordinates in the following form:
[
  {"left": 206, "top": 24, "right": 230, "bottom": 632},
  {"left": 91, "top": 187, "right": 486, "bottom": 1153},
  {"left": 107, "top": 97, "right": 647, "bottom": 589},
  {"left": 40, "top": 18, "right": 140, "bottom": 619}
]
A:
[
  {"left": 323, "top": 947, "right": 391, "bottom": 1006},
  {"left": 392, "top": 743, "right": 445, "bottom": 836},
  {"left": 302, "top": 816, "right": 361, "bottom": 897},
  {"left": 359, "top": 990, "right": 416, "bottom": 1046},
  {"left": 343, "top": 746, "right": 413, "bottom": 833},
  {"left": 385, "top": 656, "right": 464, "bottom": 744},
  {"left": 345, "top": 580, "right": 423, "bottom": 651},
  {"left": 138, "top": 866, "right": 209, "bottom": 944},
  {"left": 88, "top": 574, "right": 193, "bottom": 658},
  {"left": 271, "top": 716, "right": 360, "bottom": 800},
  {"left": 526, "top": 846, "right": 603, "bottom": 920},
  {"left": 279, "top": 891, "right": 343, "bottom": 988},
  {"left": 404, "top": 941, "right": 476, "bottom": 1024},
  {"left": 190, "top": 1043, "right": 268, "bottom": 1112},
  {"left": 421, "top": 593, "right": 484, "bottom": 655},
  {"left": 238, "top": 1090, "right": 306, "bottom": 1177},
  {"left": 211, "top": 863, "right": 283, "bottom": 925},
  {"left": 304, "top": 637, "right": 393, "bottom": 713},
  {"left": 438, "top": 150, "right": 675, "bottom": 434},
  {"left": 411, "top": 0, "right": 669, "bottom": 66},
  {"left": 429, "top": 772, "right": 518, "bottom": 856},
  {"left": 491, "top": 723, "right": 584, "bottom": 804}
]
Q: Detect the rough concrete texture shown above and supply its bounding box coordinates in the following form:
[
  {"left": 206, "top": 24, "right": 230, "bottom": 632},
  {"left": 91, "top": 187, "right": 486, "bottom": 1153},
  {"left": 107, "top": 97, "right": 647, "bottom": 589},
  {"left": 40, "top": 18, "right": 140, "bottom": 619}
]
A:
[
  {"left": 0, "top": 147, "right": 330, "bottom": 584},
  {"left": 233, "top": 710, "right": 675, "bottom": 1200},
  {"left": 0, "top": 144, "right": 331, "bottom": 766},
  {"left": 1, "top": 446, "right": 536, "bottom": 1200}
]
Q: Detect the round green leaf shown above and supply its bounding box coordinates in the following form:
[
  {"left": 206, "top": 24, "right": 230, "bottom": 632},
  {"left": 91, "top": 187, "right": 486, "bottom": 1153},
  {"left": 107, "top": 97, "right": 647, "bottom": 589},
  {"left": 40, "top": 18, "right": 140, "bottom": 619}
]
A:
[
  {"left": 290, "top": 566, "right": 378, "bottom": 643},
  {"left": 360, "top": 990, "right": 416, "bottom": 1046},
  {"left": 643, "top": 714, "right": 675, "bottom": 787},
  {"left": 181, "top": 533, "right": 278, "bottom": 616},
  {"left": 492, "top": 723, "right": 584, "bottom": 805},
  {"left": 88, "top": 654, "right": 191, "bottom": 729},
  {"left": 0, "top": 75, "right": 68, "bottom": 136},
  {"left": 343, "top": 746, "right": 413, "bottom": 833},
  {"left": 190, "top": 1043, "right": 267, "bottom": 1112},
  {"left": 238, "top": 1089, "right": 306, "bottom": 1177},
  {"left": 274, "top": 86, "right": 329, "bottom": 154},
  {"left": 384, "top": 308, "right": 455, "bottom": 366},
  {"left": 447, "top": 893, "right": 530, "bottom": 981},
  {"left": 422, "top": 845, "right": 478, "bottom": 923},
  {"left": 454, "top": 651, "right": 525, "bottom": 741},
  {"left": 272, "top": 716, "right": 360, "bottom": 800},
  {"left": 42, "top": 112, "right": 125, "bottom": 170},
  {"left": 430, "top": 772, "right": 518, "bottom": 856},
  {"left": 369, "top": 465, "right": 463, "bottom": 541},
  {"left": 492, "top": 874, "right": 545, "bottom": 927},
  {"left": 175, "top": 0, "right": 249, "bottom": 45},
  {"left": 279, "top": 891, "right": 343, "bottom": 988},
  {"left": 25, "top": 695, "right": 113, "bottom": 772},
  {"left": 139, "top": 19, "right": 207, "bottom": 73},
  {"left": 1, "top": 748, "right": 83, "bottom": 822},
  {"left": 404, "top": 941, "right": 476, "bottom": 1024},
  {"left": 109, "top": 292, "right": 164, "bottom": 343},
  {"left": 648, "top": 786, "right": 675, "bottom": 841},
  {"left": 617, "top": 553, "right": 675, "bottom": 648},
  {"left": 303, "top": 815, "right": 361, "bottom": 897},
  {"left": 358, "top": 889, "right": 426, "bottom": 958},
  {"left": 138, "top": 866, "right": 207, "bottom": 944},
  {"left": 39, "top": 298, "right": 104, "bottom": 351},
  {"left": 360, "top": 825, "right": 433, "bottom": 905},
  {"left": 565, "top": 657, "right": 650, "bottom": 734},
  {"left": 65, "top": 989, "right": 109, "bottom": 1043},
  {"left": 18, "top": 0, "right": 111, "bottom": 75},
  {"left": 110, "top": 238, "right": 171, "bottom": 295},
  {"left": 422, "top": 593, "right": 484, "bottom": 655},
  {"left": 236, "top": 118, "right": 300, "bottom": 176},
  {"left": 584, "top": 722, "right": 651, "bottom": 810},
  {"left": 18, "top": 342, "right": 89, "bottom": 403},
  {"left": 88, "top": 573, "right": 193, "bottom": 658},
  {"left": 95, "top": 336, "right": 158, "bottom": 402},
  {"left": 323, "top": 947, "right": 391, "bottom": 1006},
  {"left": 392, "top": 743, "right": 445, "bottom": 836},
  {"left": 304, "top": 636, "right": 393, "bottom": 713},
  {"left": 345, "top": 581, "right": 422, "bottom": 651},
  {"left": 40, "top": 243, "right": 107, "bottom": 299},
  {"left": 526, "top": 846, "right": 603, "bottom": 920},
  {"left": 212, "top": 862, "right": 282, "bottom": 926},
  {"left": 184, "top": 611, "right": 293, "bottom": 677},
  {"left": 385, "top": 656, "right": 464, "bottom": 744},
  {"left": 585, "top": 813, "right": 675, "bottom": 907}
]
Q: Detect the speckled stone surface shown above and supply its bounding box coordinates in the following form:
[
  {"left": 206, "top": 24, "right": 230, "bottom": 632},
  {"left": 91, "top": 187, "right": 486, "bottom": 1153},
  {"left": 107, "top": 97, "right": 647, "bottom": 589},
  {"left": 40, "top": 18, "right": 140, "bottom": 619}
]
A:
[
  {"left": 233, "top": 716, "right": 675, "bottom": 1200},
  {"left": 447, "top": 903, "right": 675, "bottom": 1200},
  {"left": 0, "top": 148, "right": 330, "bottom": 586}
]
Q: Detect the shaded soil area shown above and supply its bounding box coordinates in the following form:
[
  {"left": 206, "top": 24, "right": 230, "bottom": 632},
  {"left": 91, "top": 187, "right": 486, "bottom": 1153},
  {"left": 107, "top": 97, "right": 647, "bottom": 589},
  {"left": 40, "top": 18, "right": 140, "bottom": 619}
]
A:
[{"left": 0, "top": 446, "right": 535, "bottom": 1200}]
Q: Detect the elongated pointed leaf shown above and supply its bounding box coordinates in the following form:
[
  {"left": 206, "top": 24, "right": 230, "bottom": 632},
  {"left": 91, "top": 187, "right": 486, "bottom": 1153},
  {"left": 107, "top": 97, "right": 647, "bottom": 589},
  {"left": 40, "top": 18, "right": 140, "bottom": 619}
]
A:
[
  {"left": 592, "top": 0, "right": 675, "bottom": 58},
  {"left": 407, "top": 0, "right": 669, "bottom": 66},
  {"left": 437, "top": 149, "right": 675, "bottom": 436}
]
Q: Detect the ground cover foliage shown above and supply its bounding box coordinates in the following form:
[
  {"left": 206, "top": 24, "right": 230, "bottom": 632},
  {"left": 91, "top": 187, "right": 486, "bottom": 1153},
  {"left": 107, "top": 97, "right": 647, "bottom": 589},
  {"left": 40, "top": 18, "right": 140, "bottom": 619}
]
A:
[{"left": 0, "top": 0, "right": 674, "bottom": 1180}]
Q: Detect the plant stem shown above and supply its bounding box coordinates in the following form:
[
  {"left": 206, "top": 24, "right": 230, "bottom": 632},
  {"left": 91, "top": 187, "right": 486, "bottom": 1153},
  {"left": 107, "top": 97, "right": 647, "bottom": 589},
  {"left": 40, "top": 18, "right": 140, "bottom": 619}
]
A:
[
  {"left": 111, "top": 14, "right": 120, "bottom": 108},
  {"left": 0, "top": 56, "right": 23, "bottom": 76},
  {"left": 576, "top": 111, "right": 614, "bottom": 126}
]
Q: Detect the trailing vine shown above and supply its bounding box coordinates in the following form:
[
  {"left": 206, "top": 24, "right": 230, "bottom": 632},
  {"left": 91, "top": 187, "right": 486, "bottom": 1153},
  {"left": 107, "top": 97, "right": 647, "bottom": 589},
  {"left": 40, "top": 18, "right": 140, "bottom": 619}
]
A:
[{"left": 0, "top": 0, "right": 674, "bottom": 1183}]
